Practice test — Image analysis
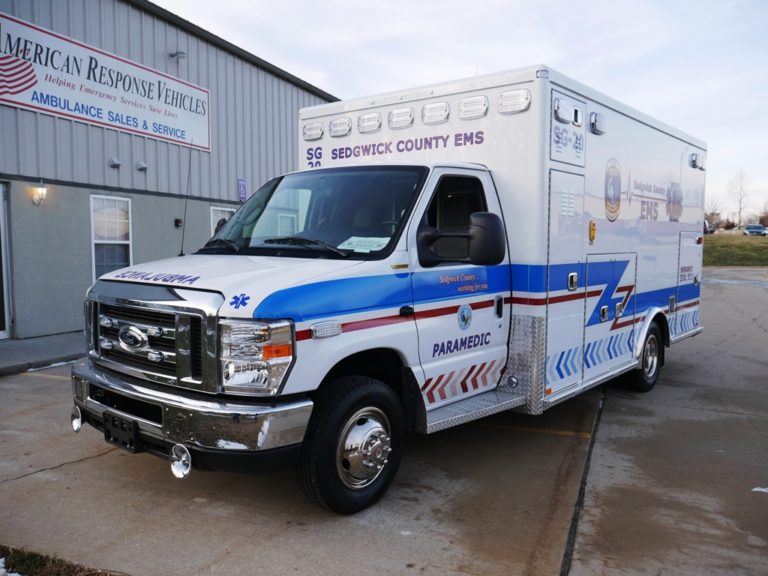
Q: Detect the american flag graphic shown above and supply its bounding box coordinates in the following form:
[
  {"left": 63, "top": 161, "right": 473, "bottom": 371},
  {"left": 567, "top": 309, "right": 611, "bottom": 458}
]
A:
[{"left": 0, "top": 54, "right": 38, "bottom": 95}]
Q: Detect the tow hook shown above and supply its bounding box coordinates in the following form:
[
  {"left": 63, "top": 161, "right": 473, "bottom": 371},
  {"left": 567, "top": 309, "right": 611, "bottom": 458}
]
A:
[
  {"left": 170, "top": 444, "right": 192, "bottom": 479},
  {"left": 71, "top": 406, "right": 82, "bottom": 433}
]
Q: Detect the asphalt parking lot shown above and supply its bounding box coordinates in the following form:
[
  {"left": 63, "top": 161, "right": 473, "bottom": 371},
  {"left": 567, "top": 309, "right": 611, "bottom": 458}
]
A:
[{"left": 1, "top": 267, "right": 766, "bottom": 575}]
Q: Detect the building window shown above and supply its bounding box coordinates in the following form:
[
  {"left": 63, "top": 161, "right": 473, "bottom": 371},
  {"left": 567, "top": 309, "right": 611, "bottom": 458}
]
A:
[
  {"left": 91, "top": 195, "right": 132, "bottom": 281},
  {"left": 211, "top": 206, "right": 236, "bottom": 235}
]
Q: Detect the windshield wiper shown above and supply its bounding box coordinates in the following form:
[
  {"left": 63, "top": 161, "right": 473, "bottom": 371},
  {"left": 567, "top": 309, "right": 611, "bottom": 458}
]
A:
[
  {"left": 202, "top": 238, "right": 240, "bottom": 252},
  {"left": 262, "top": 236, "right": 348, "bottom": 257}
]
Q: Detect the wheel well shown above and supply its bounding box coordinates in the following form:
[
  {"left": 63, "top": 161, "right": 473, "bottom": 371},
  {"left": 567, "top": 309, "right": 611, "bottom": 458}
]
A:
[
  {"left": 319, "top": 349, "right": 425, "bottom": 432},
  {"left": 650, "top": 312, "right": 670, "bottom": 365}
]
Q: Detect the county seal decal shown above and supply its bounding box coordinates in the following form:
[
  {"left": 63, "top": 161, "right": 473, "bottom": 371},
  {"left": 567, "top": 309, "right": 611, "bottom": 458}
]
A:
[
  {"left": 604, "top": 158, "right": 621, "bottom": 222},
  {"left": 458, "top": 304, "right": 472, "bottom": 331}
]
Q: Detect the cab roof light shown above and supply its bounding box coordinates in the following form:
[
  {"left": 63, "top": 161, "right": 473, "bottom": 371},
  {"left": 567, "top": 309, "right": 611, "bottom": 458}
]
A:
[
  {"left": 302, "top": 122, "right": 324, "bottom": 141},
  {"left": 459, "top": 95, "right": 489, "bottom": 120},
  {"left": 498, "top": 89, "right": 531, "bottom": 115},
  {"left": 329, "top": 117, "right": 352, "bottom": 137},
  {"left": 422, "top": 101, "right": 450, "bottom": 125},
  {"left": 358, "top": 112, "right": 382, "bottom": 134},
  {"left": 388, "top": 107, "right": 414, "bottom": 129}
]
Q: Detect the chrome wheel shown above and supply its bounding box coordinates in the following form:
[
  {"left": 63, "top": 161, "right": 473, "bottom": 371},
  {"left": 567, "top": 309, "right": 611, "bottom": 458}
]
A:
[
  {"left": 643, "top": 333, "right": 659, "bottom": 378},
  {"left": 336, "top": 407, "right": 392, "bottom": 490}
]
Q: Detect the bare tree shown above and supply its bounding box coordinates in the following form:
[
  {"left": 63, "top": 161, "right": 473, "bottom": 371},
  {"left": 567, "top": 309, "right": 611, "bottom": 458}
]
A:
[
  {"left": 760, "top": 201, "right": 768, "bottom": 228},
  {"left": 728, "top": 171, "right": 749, "bottom": 228},
  {"left": 705, "top": 197, "right": 722, "bottom": 228}
]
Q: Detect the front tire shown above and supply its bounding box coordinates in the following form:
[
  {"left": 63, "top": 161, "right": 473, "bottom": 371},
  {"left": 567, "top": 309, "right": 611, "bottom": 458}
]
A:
[
  {"left": 298, "top": 376, "right": 403, "bottom": 514},
  {"left": 631, "top": 323, "right": 663, "bottom": 392}
]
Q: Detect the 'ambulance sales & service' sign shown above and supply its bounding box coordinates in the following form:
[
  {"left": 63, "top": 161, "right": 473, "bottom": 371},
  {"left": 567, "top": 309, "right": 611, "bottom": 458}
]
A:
[{"left": 0, "top": 12, "right": 210, "bottom": 150}]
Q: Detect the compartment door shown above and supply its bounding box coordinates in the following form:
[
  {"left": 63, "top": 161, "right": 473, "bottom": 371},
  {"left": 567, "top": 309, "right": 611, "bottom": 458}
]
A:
[
  {"left": 583, "top": 253, "right": 637, "bottom": 381},
  {"left": 545, "top": 170, "right": 585, "bottom": 396},
  {"left": 673, "top": 231, "right": 703, "bottom": 337}
]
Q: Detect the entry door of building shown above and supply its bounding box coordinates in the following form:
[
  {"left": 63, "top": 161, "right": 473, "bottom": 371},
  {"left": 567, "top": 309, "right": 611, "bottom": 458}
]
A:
[{"left": 0, "top": 183, "right": 9, "bottom": 339}]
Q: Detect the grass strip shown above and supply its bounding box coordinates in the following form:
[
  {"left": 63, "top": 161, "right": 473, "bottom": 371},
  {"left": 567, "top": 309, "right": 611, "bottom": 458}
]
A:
[{"left": 0, "top": 545, "right": 127, "bottom": 576}]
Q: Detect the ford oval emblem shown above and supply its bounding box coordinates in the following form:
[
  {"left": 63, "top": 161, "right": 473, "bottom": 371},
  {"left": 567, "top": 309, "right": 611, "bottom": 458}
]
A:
[{"left": 118, "top": 325, "right": 147, "bottom": 351}]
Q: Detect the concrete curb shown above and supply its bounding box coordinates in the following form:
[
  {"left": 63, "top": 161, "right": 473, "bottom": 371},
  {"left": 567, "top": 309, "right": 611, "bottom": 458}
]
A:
[{"left": 0, "top": 354, "right": 84, "bottom": 378}]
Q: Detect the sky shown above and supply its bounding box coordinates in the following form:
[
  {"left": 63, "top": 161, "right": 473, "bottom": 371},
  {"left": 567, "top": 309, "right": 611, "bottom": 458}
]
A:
[{"left": 154, "top": 0, "right": 768, "bottom": 221}]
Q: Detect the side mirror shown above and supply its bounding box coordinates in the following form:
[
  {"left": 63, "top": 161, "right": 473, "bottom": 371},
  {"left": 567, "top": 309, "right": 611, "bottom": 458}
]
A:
[
  {"left": 416, "top": 225, "right": 443, "bottom": 267},
  {"left": 468, "top": 212, "right": 506, "bottom": 265},
  {"left": 417, "top": 212, "right": 506, "bottom": 267}
]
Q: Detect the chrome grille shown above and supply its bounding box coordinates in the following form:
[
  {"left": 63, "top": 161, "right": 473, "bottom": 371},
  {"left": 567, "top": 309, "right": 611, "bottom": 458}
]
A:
[
  {"left": 87, "top": 293, "right": 221, "bottom": 394},
  {"left": 98, "top": 305, "right": 178, "bottom": 377},
  {"left": 86, "top": 281, "right": 223, "bottom": 393}
]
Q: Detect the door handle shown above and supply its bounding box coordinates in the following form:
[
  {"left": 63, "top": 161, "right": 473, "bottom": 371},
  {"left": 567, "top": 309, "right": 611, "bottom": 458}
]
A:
[{"left": 399, "top": 306, "right": 414, "bottom": 317}]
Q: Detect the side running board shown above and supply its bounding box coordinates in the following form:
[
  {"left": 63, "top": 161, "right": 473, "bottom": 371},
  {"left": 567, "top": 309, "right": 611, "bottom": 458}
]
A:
[{"left": 425, "top": 387, "right": 527, "bottom": 433}]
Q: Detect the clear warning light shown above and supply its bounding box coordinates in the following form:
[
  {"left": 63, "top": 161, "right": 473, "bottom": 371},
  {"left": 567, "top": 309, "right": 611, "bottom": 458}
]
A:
[
  {"left": 388, "top": 107, "right": 414, "bottom": 129},
  {"left": 459, "top": 95, "right": 489, "bottom": 120},
  {"left": 329, "top": 117, "right": 352, "bottom": 137},
  {"left": 422, "top": 101, "right": 450, "bottom": 125},
  {"left": 358, "top": 112, "right": 382, "bottom": 134},
  {"left": 498, "top": 89, "right": 531, "bottom": 115},
  {"left": 302, "top": 122, "right": 324, "bottom": 141}
]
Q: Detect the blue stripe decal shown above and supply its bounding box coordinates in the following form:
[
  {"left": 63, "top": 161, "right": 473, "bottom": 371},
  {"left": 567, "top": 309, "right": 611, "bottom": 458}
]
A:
[
  {"left": 254, "top": 265, "right": 510, "bottom": 321},
  {"left": 410, "top": 265, "right": 510, "bottom": 304},
  {"left": 252, "top": 261, "right": 701, "bottom": 323},
  {"left": 253, "top": 273, "right": 412, "bottom": 321},
  {"left": 585, "top": 261, "right": 629, "bottom": 327}
]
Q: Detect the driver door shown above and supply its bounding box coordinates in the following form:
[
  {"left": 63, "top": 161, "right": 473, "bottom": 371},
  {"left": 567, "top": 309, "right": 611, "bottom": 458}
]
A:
[{"left": 407, "top": 169, "right": 511, "bottom": 409}]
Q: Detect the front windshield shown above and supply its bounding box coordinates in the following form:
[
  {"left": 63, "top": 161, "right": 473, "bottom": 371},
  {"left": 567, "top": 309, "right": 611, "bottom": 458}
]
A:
[{"left": 199, "top": 166, "right": 428, "bottom": 259}]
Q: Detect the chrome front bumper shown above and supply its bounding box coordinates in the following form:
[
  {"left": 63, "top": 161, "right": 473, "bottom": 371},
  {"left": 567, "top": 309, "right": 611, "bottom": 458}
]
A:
[{"left": 71, "top": 359, "right": 313, "bottom": 453}]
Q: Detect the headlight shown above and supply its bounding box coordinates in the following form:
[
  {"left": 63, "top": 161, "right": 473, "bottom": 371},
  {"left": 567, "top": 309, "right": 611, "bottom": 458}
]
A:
[{"left": 219, "top": 319, "right": 294, "bottom": 395}]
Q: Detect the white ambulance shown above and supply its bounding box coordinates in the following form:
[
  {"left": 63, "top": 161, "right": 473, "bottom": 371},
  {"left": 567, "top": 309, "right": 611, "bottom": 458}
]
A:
[{"left": 71, "top": 65, "right": 706, "bottom": 513}]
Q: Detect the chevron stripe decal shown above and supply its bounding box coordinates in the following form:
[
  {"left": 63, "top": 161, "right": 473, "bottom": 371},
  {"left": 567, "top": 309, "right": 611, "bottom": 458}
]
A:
[
  {"left": 421, "top": 360, "right": 503, "bottom": 406},
  {"left": 547, "top": 326, "right": 641, "bottom": 384}
]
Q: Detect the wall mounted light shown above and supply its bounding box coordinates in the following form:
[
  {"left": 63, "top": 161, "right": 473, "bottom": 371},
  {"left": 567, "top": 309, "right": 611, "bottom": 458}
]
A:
[
  {"left": 136, "top": 161, "right": 148, "bottom": 172},
  {"left": 170, "top": 50, "right": 187, "bottom": 59},
  {"left": 108, "top": 157, "right": 122, "bottom": 169},
  {"left": 32, "top": 180, "right": 47, "bottom": 206}
]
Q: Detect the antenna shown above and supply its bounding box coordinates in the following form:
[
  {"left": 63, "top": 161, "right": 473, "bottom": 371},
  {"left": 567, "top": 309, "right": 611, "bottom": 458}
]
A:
[{"left": 178, "top": 142, "right": 193, "bottom": 256}]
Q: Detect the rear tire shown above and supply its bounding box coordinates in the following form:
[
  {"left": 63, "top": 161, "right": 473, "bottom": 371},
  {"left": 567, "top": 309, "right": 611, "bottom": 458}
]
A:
[
  {"left": 631, "top": 323, "right": 663, "bottom": 392},
  {"left": 298, "top": 376, "right": 403, "bottom": 514}
]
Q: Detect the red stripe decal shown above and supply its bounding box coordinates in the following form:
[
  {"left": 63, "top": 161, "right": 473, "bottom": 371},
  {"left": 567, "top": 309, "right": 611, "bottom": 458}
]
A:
[
  {"left": 296, "top": 329, "right": 312, "bottom": 341},
  {"left": 438, "top": 371, "right": 456, "bottom": 401},
  {"left": 459, "top": 365, "right": 476, "bottom": 393},
  {"left": 612, "top": 316, "right": 645, "bottom": 329},
  {"left": 471, "top": 362, "right": 487, "bottom": 390},
  {"left": 414, "top": 305, "right": 459, "bottom": 320},
  {"left": 343, "top": 314, "right": 411, "bottom": 333},
  {"left": 511, "top": 289, "right": 603, "bottom": 306},
  {"left": 426, "top": 374, "right": 444, "bottom": 403}
]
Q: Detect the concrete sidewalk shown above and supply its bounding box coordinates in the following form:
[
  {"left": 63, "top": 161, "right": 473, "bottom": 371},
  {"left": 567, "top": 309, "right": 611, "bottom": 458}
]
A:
[{"left": 0, "top": 331, "right": 85, "bottom": 376}]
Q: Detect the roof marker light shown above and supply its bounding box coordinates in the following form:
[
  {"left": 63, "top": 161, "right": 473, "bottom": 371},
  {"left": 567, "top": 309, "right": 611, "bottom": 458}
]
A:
[
  {"left": 302, "top": 122, "right": 324, "bottom": 141},
  {"left": 329, "top": 117, "right": 352, "bottom": 137},
  {"left": 358, "top": 112, "right": 382, "bottom": 134},
  {"left": 459, "top": 95, "right": 488, "bottom": 120},
  {"left": 498, "top": 89, "right": 531, "bottom": 115},
  {"left": 388, "top": 107, "right": 414, "bottom": 129},
  {"left": 422, "top": 101, "right": 450, "bottom": 125}
]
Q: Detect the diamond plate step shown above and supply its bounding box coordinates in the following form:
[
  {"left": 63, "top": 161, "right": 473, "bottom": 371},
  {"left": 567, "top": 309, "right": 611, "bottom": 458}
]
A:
[{"left": 426, "top": 387, "right": 527, "bottom": 433}]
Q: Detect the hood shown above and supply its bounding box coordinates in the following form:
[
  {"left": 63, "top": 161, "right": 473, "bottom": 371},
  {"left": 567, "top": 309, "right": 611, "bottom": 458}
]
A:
[{"left": 100, "top": 254, "right": 364, "bottom": 318}]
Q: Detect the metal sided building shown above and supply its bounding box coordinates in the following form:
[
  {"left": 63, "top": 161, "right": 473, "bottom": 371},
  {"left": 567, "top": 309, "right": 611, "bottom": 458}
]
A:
[{"left": 0, "top": 0, "right": 335, "bottom": 339}]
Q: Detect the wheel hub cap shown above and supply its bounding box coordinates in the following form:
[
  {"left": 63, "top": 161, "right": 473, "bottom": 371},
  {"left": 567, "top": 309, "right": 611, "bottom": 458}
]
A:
[
  {"left": 644, "top": 335, "right": 658, "bottom": 377},
  {"left": 337, "top": 408, "right": 392, "bottom": 490}
]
